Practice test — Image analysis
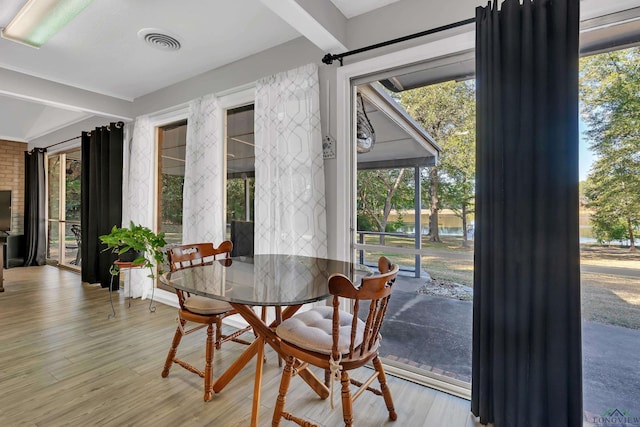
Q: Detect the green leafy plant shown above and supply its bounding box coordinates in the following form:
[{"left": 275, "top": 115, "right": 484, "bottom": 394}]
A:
[{"left": 99, "top": 221, "right": 167, "bottom": 278}]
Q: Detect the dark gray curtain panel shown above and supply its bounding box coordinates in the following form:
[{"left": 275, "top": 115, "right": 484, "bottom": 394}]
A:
[
  {"left": 472, "top": 0, "right": 582, "bottom": 426},
  {"left": 81, "top": 123, "right": 123, "bottom": 289},
  {"left": 24, "top": 148, "right": 47, "bottom": 266}
]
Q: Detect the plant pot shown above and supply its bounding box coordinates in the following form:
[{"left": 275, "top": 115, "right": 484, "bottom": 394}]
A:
[{"left": 118, "top": 248, "right": 143, "bottom": 263}]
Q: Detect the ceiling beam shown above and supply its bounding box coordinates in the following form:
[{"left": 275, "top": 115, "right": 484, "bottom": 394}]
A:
[
  {"left": 258, "top": 0, "right": 348, "bottom": 53},
  {"left": 358, "top": 156, "right": 436, "bottom": 170},
  {"left": 0, "top": 67, "right": 134, "bottom": 120}
]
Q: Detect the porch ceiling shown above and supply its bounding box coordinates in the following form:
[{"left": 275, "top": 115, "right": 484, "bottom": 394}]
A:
[{"left": 357, "top": 82, "right": 440, "bottom": 170}]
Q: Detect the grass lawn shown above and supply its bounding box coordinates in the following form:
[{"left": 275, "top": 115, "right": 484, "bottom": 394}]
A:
[
  {"left": 361, "top": 236, "right": 640, "bottom": 329},
  {"left": 582, "top": 272, "right": 640, "bottom": 329}
]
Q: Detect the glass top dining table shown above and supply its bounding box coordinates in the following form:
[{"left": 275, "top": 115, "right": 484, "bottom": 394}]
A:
[
  {"left": 163, "top": 254, "right": 368, "bottom": 307},
  {"left": 160, "top": 253, "right": 369, "bottom": 427}
]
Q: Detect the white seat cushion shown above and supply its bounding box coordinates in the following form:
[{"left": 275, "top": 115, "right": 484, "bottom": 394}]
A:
[
  {"left": 183, "top": 295, "right": 233, "bottom": 315},
  {"left": 276, "top": 306, "right": 365, "bottom": 355}
]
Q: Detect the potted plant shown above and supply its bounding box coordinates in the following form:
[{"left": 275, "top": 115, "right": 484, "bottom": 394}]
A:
[{"left": 99, "top": 221, "right": 167, "bottom": 278}]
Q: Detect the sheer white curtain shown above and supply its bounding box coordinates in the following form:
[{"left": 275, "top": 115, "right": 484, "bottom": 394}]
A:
[
  {"left": 182, "top": 94, "right": 224, "bottom": 245},
  {"left": 254, "top": 63, "right": 327, "bottom": 258},
  {"left": 122, "top": 115, "right": 155, "bottom": 299}
]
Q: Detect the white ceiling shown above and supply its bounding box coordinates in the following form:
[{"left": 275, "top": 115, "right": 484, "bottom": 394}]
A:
[
  {"left": 329, "top": 0, "right": 401, "bottom": 19},
  {"left": 1, "top": 0, "right": 639, "bottom": 144},
  {"left": 0, "top": 0, "right": 302, "bottom": 100},
  {"left": 0, "top": 95, "right": 90, "bottom": 142},
  {"left": 0, "top": 0, "right": 396, "bottom": 143}
]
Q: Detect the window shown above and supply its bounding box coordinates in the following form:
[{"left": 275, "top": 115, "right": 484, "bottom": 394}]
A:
[
  {"left": 157, "top": 120, "right": 187, "bottom": 245},
  {"left": 225, "top": 104, "right": 255, "bottom": 255},
  {"left": 156, "top": 120, "right": 187, "bottom": 291}
]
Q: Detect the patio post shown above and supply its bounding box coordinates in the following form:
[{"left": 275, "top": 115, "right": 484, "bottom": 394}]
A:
[{"left": 414, "top": 166, "right": 421, "bottom": 278}]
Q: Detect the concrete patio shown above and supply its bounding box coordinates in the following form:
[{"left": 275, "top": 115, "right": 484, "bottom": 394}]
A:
[{"left": 380, "top": 274, "right": 640, "bottom": 421}]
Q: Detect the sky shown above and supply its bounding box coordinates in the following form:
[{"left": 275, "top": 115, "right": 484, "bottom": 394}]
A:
[{"left": 579, "top": 118, "right": 594, "bottom": 182}]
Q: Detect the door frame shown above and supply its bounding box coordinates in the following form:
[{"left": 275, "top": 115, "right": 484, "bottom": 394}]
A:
[
  {"left": 46, "top": 149, "right": 82, "bottom": 270},
  {"left": 334, "top": 30, "right": 475, "bottom": 399}
]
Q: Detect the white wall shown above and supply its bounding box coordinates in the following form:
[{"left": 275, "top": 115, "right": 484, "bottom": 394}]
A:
[
  {"left": 346, "top": 0, "right": 485, "bottom": 56},
  {"left": 132, "top": 37, "right": 324, "bottom": 116}
]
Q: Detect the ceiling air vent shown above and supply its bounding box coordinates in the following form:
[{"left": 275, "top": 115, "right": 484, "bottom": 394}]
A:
[{"left": 138, "top": 28, "right": 181, "bottom": 51}]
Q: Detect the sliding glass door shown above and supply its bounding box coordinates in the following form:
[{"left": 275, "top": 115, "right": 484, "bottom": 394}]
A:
[
  {"left": 352, "top": 66, "right": 475, "bottom": 397},
  {"left": 47, "top": 149, "right": 82, "bottom": 269}
]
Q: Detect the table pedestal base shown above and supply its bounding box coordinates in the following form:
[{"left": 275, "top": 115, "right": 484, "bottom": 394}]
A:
[{"left": 212, "top": 304, "right": 329, "bottom": 427}]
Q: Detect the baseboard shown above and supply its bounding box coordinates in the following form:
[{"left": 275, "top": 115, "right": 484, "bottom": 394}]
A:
[{"left": 151, "top": 288, "right": 179, "bottom": 308}]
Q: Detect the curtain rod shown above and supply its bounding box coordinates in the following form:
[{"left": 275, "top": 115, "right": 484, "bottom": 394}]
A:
[
  {"left": 42, "top": 121, "right": 125, "bottom": 150},
  {"left": 322, "top": 17, "right": 476, "bottom": 66},
  {"left": 43, "top": 135, "right": 80, "bottom": 150}
]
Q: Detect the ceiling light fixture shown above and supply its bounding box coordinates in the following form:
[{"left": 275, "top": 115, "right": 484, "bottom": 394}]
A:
[
  {"left": 356, "top": 93, "right": 376, "bottom": 153},
  {"left": 1, "top": 0, "right": 94, "bottom": 48}
]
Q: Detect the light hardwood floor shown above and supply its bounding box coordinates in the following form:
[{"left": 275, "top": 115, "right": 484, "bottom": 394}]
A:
[{"left": 0, "top": 266, "right": 480, "bottom": 427}]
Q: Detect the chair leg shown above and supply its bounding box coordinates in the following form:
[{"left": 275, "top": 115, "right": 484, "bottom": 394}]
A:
[
  {"left": 272, "top": 356, "right": 295, "bottom": 427},
  {"left": 275, "top": 307, "right": 283, "bottom": 367},
  {"left": 215, "top": 317, "right": 223, "bottom": 350},
  {"left": 340, "top": 370, "right": 354, "bottom": 426},
  {"left": 162, "top": 319, "right": 186, "bottom": 378},
  {"left": 204, "top": 324, "right": 215, "bottom": 401},
  {"left": 275, "top": 306, "right": 282, "bottom": 326},
  {"left": 373, "top": 356, "right": 397, "bottom": 421}
]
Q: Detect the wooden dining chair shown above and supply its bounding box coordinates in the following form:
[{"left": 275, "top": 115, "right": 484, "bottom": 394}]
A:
[
  {"left": 161, "top": 241, "right": 252, "bottom": 401},
  {"left": 272, "top": 256, "right": 400, "bottom": 426}
]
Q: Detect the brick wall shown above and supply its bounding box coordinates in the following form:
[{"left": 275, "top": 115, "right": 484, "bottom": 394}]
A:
[{"left": 0, "top": 140, "right": 27, "bottom": 235}]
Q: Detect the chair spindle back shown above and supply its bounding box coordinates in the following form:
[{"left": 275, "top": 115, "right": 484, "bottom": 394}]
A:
[
  {"left": 166, "top": 241, "right": 233, "bottom": 308},
  {"left": 167, "top": 241, "right": 232, "bottom": 271},
  {"left": 329, "top": 257, "right": 399, "bottom": 360}
]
